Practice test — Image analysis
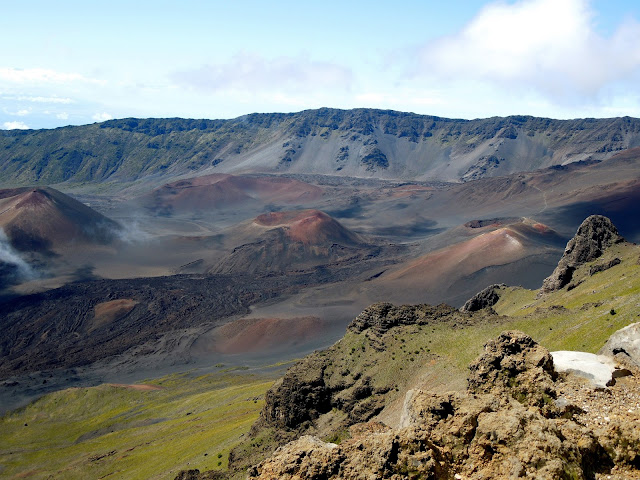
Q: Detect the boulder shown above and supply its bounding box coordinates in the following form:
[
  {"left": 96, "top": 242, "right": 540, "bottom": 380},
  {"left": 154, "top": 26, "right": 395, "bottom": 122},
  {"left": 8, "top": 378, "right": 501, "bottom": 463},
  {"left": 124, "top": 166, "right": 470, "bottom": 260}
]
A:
[
  {"left": 589, "top": 257, "right": 621, "bottom": 276},
  {"left": 248, "top": 436, "right": 343, "bottom": 480},
  {"left": 467, "top": 330, "right": 558, "bottom": 415},
  {"left": 599, "top": 322, "right": 640, "bottom": 369}
]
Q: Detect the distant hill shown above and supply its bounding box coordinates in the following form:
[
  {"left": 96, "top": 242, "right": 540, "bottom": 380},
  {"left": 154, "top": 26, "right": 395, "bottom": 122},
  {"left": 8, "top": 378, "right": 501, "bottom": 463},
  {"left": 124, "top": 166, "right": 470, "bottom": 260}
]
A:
[
  {"left": 0, "top": 186, "right": 120, "bottom": 253},
  {"left": 1, "top": 109, "right": 639, "bottom": 189},
  {"left": 209, "top": 209, "right": 371, "bottom": 274},
  {"left": 140, "top": 173, "right": 324, "bottom": 216}
]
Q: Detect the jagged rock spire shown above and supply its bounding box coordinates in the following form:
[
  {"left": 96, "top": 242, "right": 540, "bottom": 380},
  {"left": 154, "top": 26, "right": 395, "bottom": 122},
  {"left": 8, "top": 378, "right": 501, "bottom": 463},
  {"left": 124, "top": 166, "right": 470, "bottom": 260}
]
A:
[{"left": 540, "top": 215, "right": 623, "bottom": 294}]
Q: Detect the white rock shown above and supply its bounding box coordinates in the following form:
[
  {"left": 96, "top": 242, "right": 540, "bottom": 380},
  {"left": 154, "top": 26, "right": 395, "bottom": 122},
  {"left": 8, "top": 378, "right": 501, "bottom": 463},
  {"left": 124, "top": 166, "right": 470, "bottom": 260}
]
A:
[
  {"left": 599, "top": 322, "right": 640, "bottom": 368},
  {"left": 551, "top": 351, "right": 617, "bottom": 388},
  {"left": 399, "top": 389, "right": 419, "bottom": 428}
]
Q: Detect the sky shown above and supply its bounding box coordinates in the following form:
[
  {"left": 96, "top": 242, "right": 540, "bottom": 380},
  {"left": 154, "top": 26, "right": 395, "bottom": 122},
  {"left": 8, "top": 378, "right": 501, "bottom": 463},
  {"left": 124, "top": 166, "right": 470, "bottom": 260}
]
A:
[{"left": 2, "top": 0, "right": 640, "bottom": 130}]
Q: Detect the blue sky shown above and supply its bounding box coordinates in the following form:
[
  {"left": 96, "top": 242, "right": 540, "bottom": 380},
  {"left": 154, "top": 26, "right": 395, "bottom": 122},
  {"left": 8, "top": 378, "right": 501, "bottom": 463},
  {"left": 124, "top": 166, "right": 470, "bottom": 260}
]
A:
[{"left": 2, "top": 0, "right": 640, "bottom": 129}]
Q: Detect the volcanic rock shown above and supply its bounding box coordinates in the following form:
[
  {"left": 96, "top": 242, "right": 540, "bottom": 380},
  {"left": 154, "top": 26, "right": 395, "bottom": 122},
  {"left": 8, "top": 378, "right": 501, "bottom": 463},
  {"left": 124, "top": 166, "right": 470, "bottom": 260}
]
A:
[
  {"left": 467, "top": 330, "right": 558, "bottom": 415},
  {"left": 258, "top": 303, "right": 467, "bottom": 433},
  {"left": 460, "top": 283, "right": 505, "bottom": 312},
  {"left": 174, "top": 469, "right": 225, "bottom": 480},
  {"left": 249, "top": 331, "right": 612, "bottom": 480},
  {"left": 347, "top": 302, "right": 459, "bottom": 335},
  {"left": 589, "top": 257, "right": 622, "bottom": 276},
  {"left": 540, "top": 215, "right": 623, "bottom": 293},
  {"left": 260, "top": 355, "right": 332, "bottom": 430}
]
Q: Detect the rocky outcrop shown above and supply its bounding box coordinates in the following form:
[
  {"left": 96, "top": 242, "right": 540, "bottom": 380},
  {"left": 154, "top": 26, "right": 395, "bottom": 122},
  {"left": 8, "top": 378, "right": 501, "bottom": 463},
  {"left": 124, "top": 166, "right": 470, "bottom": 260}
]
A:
[
  {"left": 540, "top": 215, "right": 623, "bottom": 293},
  {"left": 249, "top": 331, "right": 618, "bottom": 480},
  {"left": 347, "top": 302, "right": 459, "bottom": 335},
  {"left": 467, "top": 330, "right": 559, "bottom": 415},
  {"left": 244, "top": 301, "right": 472, "bottom": 470},
  {"left": 260, "top": 355, "right": 332, "bottom": 430},
  {"left": 460, "top": 283, "right": 505, "bottom": 312},
  {"left": 589, "top": 257, "right": 622, "bottom": 276}
]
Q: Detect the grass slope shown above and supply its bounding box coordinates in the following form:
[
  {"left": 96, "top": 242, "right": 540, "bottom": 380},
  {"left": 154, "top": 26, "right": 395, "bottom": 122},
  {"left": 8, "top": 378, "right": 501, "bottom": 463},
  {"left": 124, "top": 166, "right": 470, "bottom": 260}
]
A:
[
  {"left": 404, "top": 242, "right": 640, "bottom": 373},
  {"left": 495, "top": 242, "right": 640, "bottom": 352},
  {"left": 0, "top": 369, "right": 275, "bottom": 479}
]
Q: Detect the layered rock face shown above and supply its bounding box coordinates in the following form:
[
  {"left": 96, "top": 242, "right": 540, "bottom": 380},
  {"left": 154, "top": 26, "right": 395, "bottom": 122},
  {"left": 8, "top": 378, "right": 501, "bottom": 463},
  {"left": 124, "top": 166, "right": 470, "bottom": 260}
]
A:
[
  {"left": 259, "top": 303, "right": 464, "bottom": 432},
  {"left": 540, "top": 215, "right": 624, "bottom": 293},
  {"left": 249, "top": 331, "right": 639, "bottom": 480}
]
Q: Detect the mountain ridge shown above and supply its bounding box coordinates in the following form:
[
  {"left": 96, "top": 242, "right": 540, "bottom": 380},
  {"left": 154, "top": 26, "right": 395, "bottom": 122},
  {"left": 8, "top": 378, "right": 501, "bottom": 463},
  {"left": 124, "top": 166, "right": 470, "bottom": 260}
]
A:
[{"left": 2, "top": 108, "right": 640, "bottom": 190}]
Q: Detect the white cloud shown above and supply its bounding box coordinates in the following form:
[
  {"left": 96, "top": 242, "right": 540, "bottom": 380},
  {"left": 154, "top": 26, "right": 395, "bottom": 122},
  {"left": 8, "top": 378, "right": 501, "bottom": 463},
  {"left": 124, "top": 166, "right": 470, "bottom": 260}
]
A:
[
  {"left": 16, "top": 95, "right": 75, "bottom": 104},
  {"left": 56, "top": 112, "right": 69, "bottom": 120},
  {"left": 0, "top": 67, "right": 105, "bottom": 86},
  {"left": 172, "top": 52, "right": 353, "bottom": 93},
  {"left": 356, "top": 90, "right": 445, "bottom": 108},
  {"left": 2, "top": 121, "right": 29, "bottom": 129},
  {"left": 92, "top": 112, "right": 112, "bottom": 122},
  {"left": 418, "top": 0, "right": 640, "bottom": 100},
  {"left": 3, "top": 107, "right": 31, "bottom": 116}
]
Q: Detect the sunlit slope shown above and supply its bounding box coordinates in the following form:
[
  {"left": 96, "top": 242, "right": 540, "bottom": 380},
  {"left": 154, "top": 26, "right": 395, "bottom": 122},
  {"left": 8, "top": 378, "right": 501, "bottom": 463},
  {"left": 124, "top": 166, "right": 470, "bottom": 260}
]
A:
[
  {"left": 0, "top": 370, "right": 275, "bottom": 480},
  {"left": 223, "top": 241, "right": 640, "bottom": 479},
  {"left": 494, "top": 241, "right": 640, "bottom": 352},
  {"left": 0, "top": 186, "right": 119, "bottom": 253}
]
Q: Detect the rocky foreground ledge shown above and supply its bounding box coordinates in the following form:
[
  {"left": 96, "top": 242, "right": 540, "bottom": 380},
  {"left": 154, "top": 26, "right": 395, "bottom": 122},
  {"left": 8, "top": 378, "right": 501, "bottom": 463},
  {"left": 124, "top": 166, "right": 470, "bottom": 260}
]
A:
[{"left": 248, "top": 331, "right": 640, "bottom": 480}]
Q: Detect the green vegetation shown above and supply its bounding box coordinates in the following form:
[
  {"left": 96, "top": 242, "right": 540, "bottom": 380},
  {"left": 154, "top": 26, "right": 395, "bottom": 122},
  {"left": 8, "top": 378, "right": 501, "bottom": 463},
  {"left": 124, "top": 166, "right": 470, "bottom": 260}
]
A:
[
  {"left": 1, "top": 111, "right": 637, "bottom": 192},
  {"left": 494, "top": 243, "right": 640, "bottom": 352},
  {"left": 415, "top": 244, "right": 640, "bottom": 371},
  {"left": 0, "top": 371, "right": 274, "bottom": 480}
]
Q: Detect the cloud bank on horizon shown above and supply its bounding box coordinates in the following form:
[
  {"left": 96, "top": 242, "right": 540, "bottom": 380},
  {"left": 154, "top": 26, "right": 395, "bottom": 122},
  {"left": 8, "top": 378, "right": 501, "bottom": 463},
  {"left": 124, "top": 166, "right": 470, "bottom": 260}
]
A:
[{"left": 2, "top": 0, "right": 640, "bottom": 130}]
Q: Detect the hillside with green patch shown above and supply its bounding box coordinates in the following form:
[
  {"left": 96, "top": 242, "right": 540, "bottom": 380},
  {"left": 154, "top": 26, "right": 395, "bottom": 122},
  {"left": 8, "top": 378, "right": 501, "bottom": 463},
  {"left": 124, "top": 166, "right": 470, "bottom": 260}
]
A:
[
  {"left": 224, "top": 238, "right": 640, "bottom": 479},
  {"left": 1, "top": 109, "right": 639, "bottom": 191},
  {"left": 0, "top": 369, "right": 277, "bottom": 480}
]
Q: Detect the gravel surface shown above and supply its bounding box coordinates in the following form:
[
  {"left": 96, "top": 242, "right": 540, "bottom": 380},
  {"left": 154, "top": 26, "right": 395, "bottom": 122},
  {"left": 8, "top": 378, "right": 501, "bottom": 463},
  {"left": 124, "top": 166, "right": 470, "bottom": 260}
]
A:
[{"left": 558, "top": 366, "right": 640, "bottom": 479}]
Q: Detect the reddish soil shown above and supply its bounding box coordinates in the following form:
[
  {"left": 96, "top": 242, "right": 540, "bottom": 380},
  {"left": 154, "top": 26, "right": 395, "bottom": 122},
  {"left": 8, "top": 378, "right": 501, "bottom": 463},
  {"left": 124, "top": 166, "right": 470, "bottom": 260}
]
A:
[
  {"left": 254, "top": 210, "right": 319, "bottom": 227},
  {"left": 385, "top": 227, "right": 528, "bottom": 284},
  {"left": 532, "top": 222, "right": 551, "bottom": 233},
  {"left": 146, "top": 174, "right": 323, "bottom": 213},
  {"left": 609, "top": 146, "right": 640, "bottom": 162},
  {"left": 255, "top": 210, "right": 360, "bottom": 245},
  {"left": 208, "top": 316, "right": 325, "bottom": 354},
  {"left": 0, "top": 187, "right": 118, "bottom": 252},
  {"left": 91, "top": 299, "right": 139, "bottom": 331},
  {"left": 14, "top": 190, "right": 51, "bottom": 208}
]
